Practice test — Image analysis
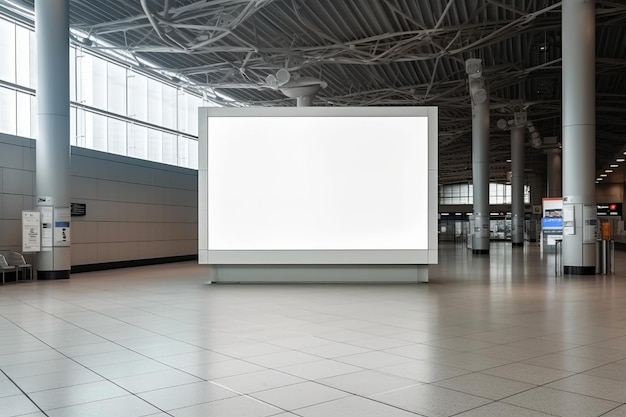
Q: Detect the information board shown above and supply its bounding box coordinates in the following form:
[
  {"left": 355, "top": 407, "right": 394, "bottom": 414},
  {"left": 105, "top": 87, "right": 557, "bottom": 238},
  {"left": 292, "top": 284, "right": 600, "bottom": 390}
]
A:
[{"left": 22, "top": 211, "right": 41, "bottom": 253}]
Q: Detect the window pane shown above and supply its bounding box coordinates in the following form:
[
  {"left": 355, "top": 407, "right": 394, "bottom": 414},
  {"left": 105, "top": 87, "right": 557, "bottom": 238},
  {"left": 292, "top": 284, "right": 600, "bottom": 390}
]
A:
[
  {"left": 107, "top": 118, "right": 127, "bottom": 155},
  {"left": 69, "top": 47, "right": 76, "bottom": 101},
  {"left": 147, "top": 78, "right": 162, "bottom": 125},
  {"left": 128, "top": 124, "right": 148, "bottom": 159},
  {"left": 0, "top": 87, "right": 16, "bottom": 134},
  {"left": 85, "top": 111, "right": 107, "bottom": 151},
  {"left": 16, "top": 92, "right": 30, "bottom": 137},
  {"left": 30, "top": 95, "right": 37, "bottom": 139},
  {"left": 107, "top": 62, "right": 126, "bottom": 115},
  {"left": 162, "top": 84, "right": 176, "bottom": 130},
  {"left": 187, "top": 94, "right": 202, "bottom": 136},
  {"left": 15, "top": 25, "right": 30, "bottom": 87},
  {"left": 29, "top": 30, "right": 37, "bottom": 89},
  {"left": 187, "top": 138, "right": 198, "bottom": 169},
  {"left": 70, "top": 107, "right": 76, "bottom": 146},
  {"left": 77, "top": 51, "right": 92, "bottom": 105},
  {"left": 128, "top": 72, "right": 148, "bottom": 121},
  {"left": 148, "top": 129, "right": 162, "bottom": 162},
  {"left": 91, "top": 55, "right": 107, "bottom": 110},
  {"left": 0, "top": 19, "right": 16, "bottom": 83},
  {"left": 75, "top": 108, "right": 86, "bottom": 147},
  {"left": 177, "top": 91, "right": 188, "bottom": 133},
  {"left": 162, "top": 132, "right": 176, "bottom": 165}
]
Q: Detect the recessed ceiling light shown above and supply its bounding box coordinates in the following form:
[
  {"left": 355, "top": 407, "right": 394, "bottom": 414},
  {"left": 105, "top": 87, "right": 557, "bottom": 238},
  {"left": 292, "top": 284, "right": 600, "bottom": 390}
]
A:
[
  {"left": 617, "top": 158, "right": 625, "bottom": 162},
  {"left": 610, "top": 164, "right": 619, "bottom": 168},
  {"left": 606, "top": 169, "right": 614, "bottom": 173},
  {"left": 600, "top": 174, "right": 608, "bottom": 177},
  {"left": 506, "top": 159, "right": 511, "bottom": 163}
]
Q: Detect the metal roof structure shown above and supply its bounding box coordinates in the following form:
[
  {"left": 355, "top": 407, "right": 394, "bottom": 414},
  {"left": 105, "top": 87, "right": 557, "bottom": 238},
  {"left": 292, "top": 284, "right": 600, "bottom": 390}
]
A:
[{"left": 6, "top": 0, "right": 626, "bottom": 186}]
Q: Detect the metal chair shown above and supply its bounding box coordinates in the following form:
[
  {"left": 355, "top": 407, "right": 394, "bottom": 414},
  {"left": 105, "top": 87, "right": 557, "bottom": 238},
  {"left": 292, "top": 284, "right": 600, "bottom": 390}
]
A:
[
  {"left": 4, "top": 252, "right": 33, "bottom": 281},
  {"left": 0, "top": 254, "right": 16, "bottom": 285}
]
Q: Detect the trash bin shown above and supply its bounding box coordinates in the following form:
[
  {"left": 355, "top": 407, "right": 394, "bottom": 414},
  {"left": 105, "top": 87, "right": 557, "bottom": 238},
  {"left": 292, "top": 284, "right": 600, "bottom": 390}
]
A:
[
  {"left": 596, "top": 239, "right": 614, "bottom": 274},
  {"left": 555, "top": 239, "right": 563, "bottom": 275}
]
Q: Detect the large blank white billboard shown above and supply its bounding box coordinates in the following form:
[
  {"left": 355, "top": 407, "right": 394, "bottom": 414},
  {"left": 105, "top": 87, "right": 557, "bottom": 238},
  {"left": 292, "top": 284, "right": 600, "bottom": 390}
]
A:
[{"left": 199, "top": 106, "right": 438, "bottom": 264}]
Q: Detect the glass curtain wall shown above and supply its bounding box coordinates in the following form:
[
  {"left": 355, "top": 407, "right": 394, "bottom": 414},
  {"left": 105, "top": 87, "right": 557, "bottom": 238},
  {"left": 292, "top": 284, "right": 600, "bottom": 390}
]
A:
[
  {"left": 439, "top": 183, "right": 531, "bottom": 205},
  {"left": 0, "top": 15, "right": 210, "bottom": 170}
]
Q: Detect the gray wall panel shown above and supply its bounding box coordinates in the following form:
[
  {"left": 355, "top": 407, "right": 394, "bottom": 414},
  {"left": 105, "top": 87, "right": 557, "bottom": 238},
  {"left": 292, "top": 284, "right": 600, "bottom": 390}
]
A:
[{"left": 0, "top": 134, "right": 198, "bottom": 270}]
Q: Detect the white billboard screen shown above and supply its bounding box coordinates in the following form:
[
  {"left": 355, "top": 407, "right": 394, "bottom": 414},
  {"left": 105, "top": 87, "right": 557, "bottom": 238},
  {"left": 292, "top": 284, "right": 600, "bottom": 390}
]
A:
[{"left": 199, "top": 107, "right": 437, "bottom": 264}]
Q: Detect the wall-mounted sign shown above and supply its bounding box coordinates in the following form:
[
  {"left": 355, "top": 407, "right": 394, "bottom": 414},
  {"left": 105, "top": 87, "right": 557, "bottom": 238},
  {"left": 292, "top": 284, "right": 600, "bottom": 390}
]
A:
[
  {"left": 597, "top": 203, "right": 622, "bottom": 217},
  {"left": 71, "top": 203, "right": 87, "bottom": 216},
  {"left": 54, "top": 207, "right": 71, "bottom": 247},
  {"left": 22, "top": 211, "right": 41, "bottom": 253},
  {"left": 40, "top": 206, "right": 53, "bottom": 251},
  {"left": 37, "top": 196, "right": 53, "bottom": 206},
  {"left": 542, "top": 217, "right": 563, "bottom": 230}
]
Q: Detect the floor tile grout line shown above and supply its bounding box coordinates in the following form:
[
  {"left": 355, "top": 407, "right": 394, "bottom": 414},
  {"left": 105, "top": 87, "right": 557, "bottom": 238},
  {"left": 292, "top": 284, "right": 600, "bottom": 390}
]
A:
[
  {"left": 0, "top": 312, "right": 183, "bottom": 416},
  {"left": 0, "top": 297, "right": 377, "bottom": 415},
  {"left": 0, "top": 368, "right": 50, "bottom": 417}
]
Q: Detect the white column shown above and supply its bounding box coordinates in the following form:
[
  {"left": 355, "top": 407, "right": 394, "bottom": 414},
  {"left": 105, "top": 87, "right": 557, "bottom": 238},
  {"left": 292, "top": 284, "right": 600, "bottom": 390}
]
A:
[
  {"left": 472, "top": 96, "right": 490, "bottom": 254},
  {"left": 511, "top": 126, "right": 525, "bottom": 246},
  {"left": 35, "top": 0, "right": 71, "bottom": 279},
  {"left": 562, "top": 0, "right": 596, "bottom": 275}
]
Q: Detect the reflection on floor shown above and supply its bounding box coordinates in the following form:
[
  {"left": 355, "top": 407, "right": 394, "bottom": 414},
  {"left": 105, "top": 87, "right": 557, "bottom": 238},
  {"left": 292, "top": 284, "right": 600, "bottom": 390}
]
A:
[{"left": 2, "top": 242, "right": 626, "bottom": 417}]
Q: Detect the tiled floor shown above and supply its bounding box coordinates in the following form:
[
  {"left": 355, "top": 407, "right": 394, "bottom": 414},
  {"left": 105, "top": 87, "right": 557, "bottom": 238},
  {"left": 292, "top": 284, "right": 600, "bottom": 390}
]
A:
[{"left": 2, "top": 242, "right": 626, "bottom": 416}]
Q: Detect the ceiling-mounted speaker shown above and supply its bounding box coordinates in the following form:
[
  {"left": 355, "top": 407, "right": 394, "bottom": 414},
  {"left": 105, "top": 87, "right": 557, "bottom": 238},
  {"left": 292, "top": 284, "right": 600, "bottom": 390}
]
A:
[
  {"left": 276, "top": 68, "right": 291, "bottom": 86},
  {"left": 265, "top": 74, "right": 277, "bottom": 89},
  {"left": 497, "top": 119, "right": 508, "bottom": 130},
  {"left": 514, "top": 112, "right": 527, "bottom": 126},
  {"left": 465, "top": 58, "right": 483, "bottom": 78}
]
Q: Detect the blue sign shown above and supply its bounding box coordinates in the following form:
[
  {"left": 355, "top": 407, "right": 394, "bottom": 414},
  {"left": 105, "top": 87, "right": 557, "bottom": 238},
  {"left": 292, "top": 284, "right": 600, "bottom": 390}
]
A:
[{"left": 542, "top": 217, "right": 563, "bottom": 229}]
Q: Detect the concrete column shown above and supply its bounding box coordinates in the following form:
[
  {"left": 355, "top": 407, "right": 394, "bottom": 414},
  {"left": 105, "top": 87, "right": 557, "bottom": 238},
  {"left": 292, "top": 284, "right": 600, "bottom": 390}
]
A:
[
  {"left": 546, "top": 149, "right": 562, "bottom": 197},
  {"left": 511, "top": 126, "right": 525, "bottom": 246},
  {"left": 472, "top": 96, "right": 490, "bottom": 254},
  {"left": 562, "top": 0, "right": 596, "bottom": 275},
  {"left": 35, "top": 0, "right": 71, "bottom": 279}
]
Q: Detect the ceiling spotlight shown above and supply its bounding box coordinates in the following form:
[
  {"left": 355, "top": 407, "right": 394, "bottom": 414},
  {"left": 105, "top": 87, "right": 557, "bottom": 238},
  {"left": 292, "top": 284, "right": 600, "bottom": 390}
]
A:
[
  {"left": 600, "top": 174, "right": 608, "bottom": 177},
  {"left": 616, "top": 158, "right": 625, "bottom": 162},
  {"left": 610, "top": 164, "right": 619, "bottom": 168},
  {"left": 605, "top": 169, "right": 614, "bottom": 173}
]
